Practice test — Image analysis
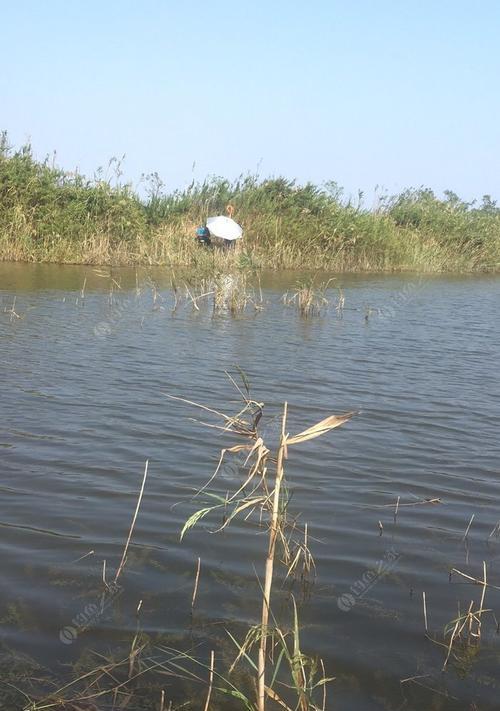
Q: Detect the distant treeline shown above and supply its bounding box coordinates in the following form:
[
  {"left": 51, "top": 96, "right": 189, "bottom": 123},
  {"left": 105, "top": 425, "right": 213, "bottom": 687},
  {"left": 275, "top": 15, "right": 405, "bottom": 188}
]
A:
[{"left": 1, "top": 132, "right": 499, "bottom": 271}]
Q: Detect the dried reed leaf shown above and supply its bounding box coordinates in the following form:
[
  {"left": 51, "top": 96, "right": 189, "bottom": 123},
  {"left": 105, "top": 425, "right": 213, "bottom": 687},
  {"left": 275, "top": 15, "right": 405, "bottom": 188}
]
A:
[
  {"left": 287, "top": 412, "right": 356, "bottom": 446},
  {"left": 228, "top": 440, "right": 270, "bottom": 502},
  {"left": 264, "top": 686, "right": 294, "bottom": 711},
  {"left": 217, "top": 496, "right": 267, "bottom": 531}
]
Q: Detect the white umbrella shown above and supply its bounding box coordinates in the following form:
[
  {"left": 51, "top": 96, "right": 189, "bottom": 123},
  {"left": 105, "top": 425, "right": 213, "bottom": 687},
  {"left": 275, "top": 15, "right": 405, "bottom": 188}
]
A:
[{"left": 206, "top": 215, "right": 243, "bottom": 241}]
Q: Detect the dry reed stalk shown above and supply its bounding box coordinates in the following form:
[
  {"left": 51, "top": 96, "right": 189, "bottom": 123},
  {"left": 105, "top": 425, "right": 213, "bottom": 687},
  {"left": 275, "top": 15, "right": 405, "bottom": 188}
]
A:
[
  {"left": 489, "top": 521, "right": 500, "bottom": 538},
  {"left": 443, "top": 618, "right": 460, "bottom": 670},
  {"left": 192, "top": 557, "right": 201, "bottom": 609},
  {"left": 367, "top": 497, "right": 441, "bottom": 509},
  {"left": 203, "top": 650, "right": 215, "bottom": 711},
  {"left": 433, "top": 561, "right": 492, "bottom": 670},
  {"left": 128, "top": 599, "right": 144, "bottom": 679},
  {"left": 320, "top": 658, "right": 327, "bottom": 711},
  {"left": 174, "top": 375, "right": 354, "bottom": 710},
  {"left": 450, "top": 567, "right": 500, "bottom": 592},
  {"left": 102, "top": 559, "right": 109, "bottom": 589},
  {"left": 257, "top": 402, "right": 288, "bottom": 711},
  {"left": 114, "top": 459, "right": 149, "bottom": 583},
  {"left": 71, "top": 549, "right": 95, "bottom": 564},
  {"left": 477, "top": 561, "right": 487, "bottom": 639},
  {"left": 462, "top": 514, "right": 475, "bottom": 541},
  {"left": 282, "top": 280, "right": 331, "bottom": 317},
  {"left": 394, "top": 496, "right": 400, "bottom": 522},
  {"left": 422, "top": 591, "right": 428, "bottom": 633}
]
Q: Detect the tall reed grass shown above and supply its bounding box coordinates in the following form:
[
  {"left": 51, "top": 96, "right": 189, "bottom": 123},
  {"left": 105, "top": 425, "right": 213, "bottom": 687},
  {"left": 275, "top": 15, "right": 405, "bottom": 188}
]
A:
[{"left": 1, "top": 132, "right": 500, "bottom": 272}]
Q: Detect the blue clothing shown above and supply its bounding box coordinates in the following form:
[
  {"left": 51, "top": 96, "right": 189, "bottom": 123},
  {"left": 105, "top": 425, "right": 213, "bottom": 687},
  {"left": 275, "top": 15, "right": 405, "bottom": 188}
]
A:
[{"left": 195, "top": 226, "right": 211, "bottom": 245}]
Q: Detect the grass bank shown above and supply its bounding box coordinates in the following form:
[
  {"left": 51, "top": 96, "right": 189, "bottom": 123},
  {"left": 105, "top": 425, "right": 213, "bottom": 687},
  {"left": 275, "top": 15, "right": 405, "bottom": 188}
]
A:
[{"left": 1, "top": 133, "right": 500, "bottom": 272}]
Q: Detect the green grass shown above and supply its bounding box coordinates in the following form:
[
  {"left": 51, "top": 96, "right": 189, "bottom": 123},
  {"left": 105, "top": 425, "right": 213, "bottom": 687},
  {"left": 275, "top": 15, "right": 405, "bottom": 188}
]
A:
[{"left": 1, "top": 131, "right": 500, "bottom": 272}]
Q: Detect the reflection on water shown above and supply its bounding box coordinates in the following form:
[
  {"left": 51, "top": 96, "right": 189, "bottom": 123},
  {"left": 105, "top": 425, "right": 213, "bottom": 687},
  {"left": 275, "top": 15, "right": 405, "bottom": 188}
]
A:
[{"left": 0, "top": 263, "right": 500, "bottom": 709}]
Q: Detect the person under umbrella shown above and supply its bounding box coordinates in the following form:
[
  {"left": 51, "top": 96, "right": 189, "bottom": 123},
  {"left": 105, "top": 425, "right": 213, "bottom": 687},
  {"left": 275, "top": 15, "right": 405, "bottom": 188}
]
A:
[
  {"left": 206, "top": 205, "right": 243, "bottom": 248},
  {"left": 195, "top": 224, "right": 211, "bottom": 247}
]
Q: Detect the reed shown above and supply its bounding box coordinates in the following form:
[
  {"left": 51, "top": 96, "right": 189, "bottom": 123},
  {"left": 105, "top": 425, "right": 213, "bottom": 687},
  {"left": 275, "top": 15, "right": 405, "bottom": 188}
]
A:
[
  {"left": 282, "top": 277, "right": 333, "bottom": 317},
  {"left": 424, "top": 562, "right": 496, "bottom": 671},
  {"left": 174, "top": 373, "right": 355, "bottom": 710},
  {"left": 181, "top": 272, "right": 264, "bottom": 315},
  {"left": 114, "top": 459, "right": 149, "bottom": 584},
  {"left": 2, "top": 133, "right": 500, "bottom": 272}
]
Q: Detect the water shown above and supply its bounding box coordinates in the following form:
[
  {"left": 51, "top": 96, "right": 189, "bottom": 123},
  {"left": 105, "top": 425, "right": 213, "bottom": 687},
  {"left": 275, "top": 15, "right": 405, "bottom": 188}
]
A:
[{"left": 0, "top": 264, "right": 499, "bottom": 710}]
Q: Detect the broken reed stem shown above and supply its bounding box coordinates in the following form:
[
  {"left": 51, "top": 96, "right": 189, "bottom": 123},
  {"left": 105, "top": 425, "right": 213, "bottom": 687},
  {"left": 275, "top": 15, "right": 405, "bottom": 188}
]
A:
[
  {"left": 128, "top": 599, "right": 143, "bottom": 679},
  {"left": 422, "top": 591, "right": 428, "bottom": 633},
  {"left": 114, "top": 459, "right": 149, "bottom": 584},
  {"left": 462, "top": 513, "right": 475, "bottom": 541},
  {"left": 192, "top": 557, "right": 201, "bottom": 609},
  {"left": 394, "top": 496, "right": 400, "bottom": 522},
  {"left": 443, "top": 618, "right": 460, "bottom": 670},
  {"left": 203, "top": 650, "right": 215, "bottom": 711},
  {"left": 477, "top": 561, "right": 487, "bottom": 638},
  {"left": 450, "top": 567, "right": 500, "bottom": 592},
  {"left": 320, "top": 658, "right": 327, "bottom": 711},
  {"left": 257, "top": 401, "right": 288, "bottom": 711},
  {"left": 489, "top": 520, "right": 500, "bottom": 538}
]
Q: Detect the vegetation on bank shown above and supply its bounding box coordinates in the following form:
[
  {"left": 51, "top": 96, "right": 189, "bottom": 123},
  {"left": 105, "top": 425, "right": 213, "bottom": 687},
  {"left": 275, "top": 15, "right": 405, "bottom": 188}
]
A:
[{"left": 1, "top": 132, "right": 500, "bottom": 271}]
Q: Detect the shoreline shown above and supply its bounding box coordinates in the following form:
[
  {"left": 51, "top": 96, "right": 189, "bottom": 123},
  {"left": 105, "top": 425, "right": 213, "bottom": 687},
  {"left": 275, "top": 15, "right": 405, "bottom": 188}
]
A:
[{"left": 2, "top": 137, "right": 500, "bottom": 274}]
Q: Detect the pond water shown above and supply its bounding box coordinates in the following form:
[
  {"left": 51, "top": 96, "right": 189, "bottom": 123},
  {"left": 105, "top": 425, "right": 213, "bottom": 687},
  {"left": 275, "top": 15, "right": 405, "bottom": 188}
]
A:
[{"left": 0, "top": 263, "right": 499, "bottom": 710}]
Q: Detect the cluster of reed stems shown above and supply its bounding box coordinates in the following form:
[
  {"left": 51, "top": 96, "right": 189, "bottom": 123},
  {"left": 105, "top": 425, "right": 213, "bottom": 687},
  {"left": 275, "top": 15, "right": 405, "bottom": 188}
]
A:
[
  {"left": 174, "top": 373, "right": 355, "bottom": 710},
  {"left": 421, "top": 561, "right": 498, "bottom": 673},
  {"left": 281, "top": 278, "right": 344, "bottom": 317},
  {"left": 180, "top": 272, "right": 264, "bottom": 315}
]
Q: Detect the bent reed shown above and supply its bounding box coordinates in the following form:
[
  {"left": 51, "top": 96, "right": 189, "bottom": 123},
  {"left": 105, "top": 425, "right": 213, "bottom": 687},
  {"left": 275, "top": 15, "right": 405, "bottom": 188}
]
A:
[{"left": 1, "top": 132, "right": 500, "bottom": 272}]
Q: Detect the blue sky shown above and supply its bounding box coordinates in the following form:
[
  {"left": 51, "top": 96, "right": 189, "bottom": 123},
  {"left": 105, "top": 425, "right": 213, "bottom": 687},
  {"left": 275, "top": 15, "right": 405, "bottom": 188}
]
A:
[{"left": 1, "top": 0, "right": 499, "bottom": 202}]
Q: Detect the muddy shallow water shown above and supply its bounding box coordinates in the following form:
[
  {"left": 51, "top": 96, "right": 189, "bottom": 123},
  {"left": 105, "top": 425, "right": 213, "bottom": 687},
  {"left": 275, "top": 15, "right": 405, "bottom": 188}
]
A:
[{"left": 0, "top": 263, "right": 499, "bottom": 710}]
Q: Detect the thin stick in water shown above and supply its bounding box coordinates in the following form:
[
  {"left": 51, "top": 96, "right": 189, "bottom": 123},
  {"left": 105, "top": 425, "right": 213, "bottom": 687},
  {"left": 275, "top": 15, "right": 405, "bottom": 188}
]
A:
[
  {"left": 394, "top": 496, "right": 400, "bottom": 522},
  {"left": 488, "top": 520, "right": 500, "bottom": 539},
  {"left": 192, "top": 557, "right": 201, "bottom": 609},
  {"left": 71, "top": 550, "right": 95, "bottom": 564},
  {"left": 477, "top": 561, "right": 487, "bottom": 639},
  {"left": 114, "top": 460, "right": 149, "bottom": 584},
  {"left": 422, "top": 591, "right": 428, "bottom": 633},
  {"left": 443, "top": 618, "right": 460, "bottom": 670},
  {"left": 203, "top": 650, "right": 215, "bottom": 711},
  {"left": 462, "top": 514, "right": 475, "bottom": 541}
]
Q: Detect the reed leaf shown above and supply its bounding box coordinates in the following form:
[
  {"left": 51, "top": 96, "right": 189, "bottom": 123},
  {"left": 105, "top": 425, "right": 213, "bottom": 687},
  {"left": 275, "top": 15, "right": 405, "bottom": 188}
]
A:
[
  {"left": 287, "top": 411, "right": 356, "bottom": 446},
  {"left": 180, "top": 505, "right": 221, "bottom": 540}
]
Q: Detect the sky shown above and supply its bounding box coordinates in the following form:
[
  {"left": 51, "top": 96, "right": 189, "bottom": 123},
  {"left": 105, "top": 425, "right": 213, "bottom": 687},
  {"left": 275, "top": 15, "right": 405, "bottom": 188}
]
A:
[{"left": 1, "top": 0, "right": 499, "bottom": 203}]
